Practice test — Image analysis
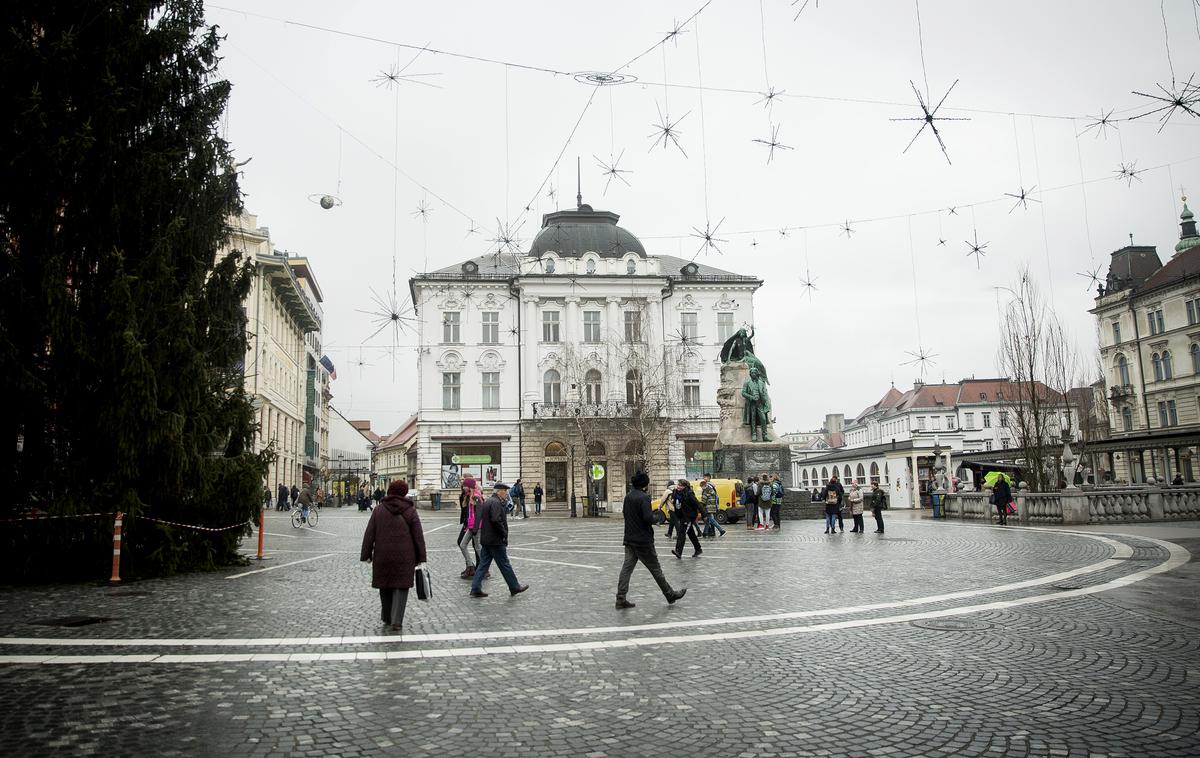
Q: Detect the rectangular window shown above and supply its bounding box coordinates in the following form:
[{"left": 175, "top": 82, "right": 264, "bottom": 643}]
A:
[
  {"left": 932, "top": 416, "right": 941, "bottom": 430},
  {"left": 985, "top": 440, "right": 993, "bottom": 451},
  {"left": 946, "top": 415, "right": 955, "bottom": 429},
  {"left": 442, "top": 311, "right": 461, "bottom": 343},
  {"left": 1112, "top": 321, "right": 1121, "bottom": 343},
  {"left": 965, "top": 412, "right": 975, "bottom": 429},
  {"left": 583, "top": 311, "right": 601, "bottom": 342},
  {"left": 1148, "top": 308, "right": 1165, "bottom": 335},
  {"left": 683, "top": 378, "right": 700, "bottom": 406},
  {"left": 681, "top": 312, "right": 698, "bottom": 342},
  {"left": 917, "top": 416, "right": 926, "bottom": 431},
  {"left": 717, "top": 312, "right": 735, "bottom": 343},
  {"left": 1001, "top": 437, "right": 1010, "bottom": 449},
  {"left": 542, "top": 311, "right": 560, "bottom": 343},
  {"left": 481, "top": 312, "right": 499, "bottom": 344},
  {"left": 999, "top": 410, "right": 1008, "bottom": 428},
  {"left": 1189, "top": 299, "right": 1200, "bottom": 326},
  {"left": 481, "top": 372, "right": 499, "bottom": 410},
  {"left": 624, "top": 311, "right": 642, "bottom": 343},
  {"left": 1158, "top": 399, "right": 1178, "bottom": 427},
  {"left": 442, "top": 372, "right": 461, "bottom": 410},
  {"left": 982, "top": 412, "right": 991, "bottom": 428}
]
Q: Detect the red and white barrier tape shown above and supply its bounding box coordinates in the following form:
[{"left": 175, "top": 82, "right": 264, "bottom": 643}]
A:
[
  {"left": 127, "top": 515, "right": 251, "bottom": 533},
  {"left": 0, "top": 511, "right": 113, "bottom": 523}
]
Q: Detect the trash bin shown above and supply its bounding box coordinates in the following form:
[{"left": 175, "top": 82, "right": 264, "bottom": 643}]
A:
[
  {"left": 430, "top": 492, "right": 441, "bottom": 511},
  {"left": 931, "top": 493, "right": 941, "bottom": 518}
]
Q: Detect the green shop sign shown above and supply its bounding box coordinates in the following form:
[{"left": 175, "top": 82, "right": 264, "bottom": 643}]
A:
[{"left": 451, "top": 454, "right": 492, "bottom": 464}]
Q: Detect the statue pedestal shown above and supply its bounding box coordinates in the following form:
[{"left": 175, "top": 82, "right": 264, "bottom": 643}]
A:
[{"left": 712, "top": 362, "right": 791, "bottom": 486}]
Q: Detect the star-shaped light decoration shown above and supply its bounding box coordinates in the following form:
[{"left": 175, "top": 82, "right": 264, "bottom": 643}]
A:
[
  {"left": 798, "top": 265, "right": 819, "bottom": 301},
  {"left": 755, "top": 86, "right": 786, "bottom": 110},
  {"left": 690, "top": 218, "right": 727, "bottom": 256},
  {"left": 902, "top": 346, "right": 939, "bottom": 377},
  {"left": 965, "top": 229, "right": 989, "bottom": 268},
  {"left": 937, "top": 237, "right": 947, "bottom": 246},
  {"left": 1114, "top": 161, "right": 1145, "bottom": 187},
  {"left": 352, "top": 349, "right": 375, "bottom": 379},
  {"left": 546, "top": 184, "right": 558, "bottom": 203},
  {"left": 668, "top": 326, "right": 705, "bottom": 348},
  {"left": 1130, "top": 73, "right": 1200, "bottom": 132},
  {"left": 751, "top": 238, "right": 760, "bottom": 248},
  {"left": 791, "top": 0, "right": 819, "bottom": 21},
  {"left": 1077, "top": 266, "right": 1104, "bottom": 293},
  {"left": 1005, "top": 185, "right": 1040, "bottom": 213},
  {"left": 946, "top": 206, "right": 958, "bottom": 216},
  {"left": 1080, "top": 108, "right": 1119, "bottom": 139},
  {"left": 595, "top": 151, "right": 633, "bottom": 194},
  {"left": 889, "top": 79, "right": 969, "bottom": 164},
  {"left": 357, "top": 288, "right": 418, "bottom": 378},
  {"left": 662, "top": 17, "right": 690, "bottom": 47},
  {"left": 369, "top": 61, "right": 443, "bottom": 90},
  {"left": 752, "top": 123, "right": 794, "bottom": 164},
  {"left": 411, "top": 197, "right": 432, "bottom": 223},
  {"left": 489, "top": 218, "right": 523, "bottom": 256},
  {"left": 465, "top": 222, "right": 480, "bottom": 238},
  {"left": 778, "top": 228, "right": 790, "bottom": 239},
  {"left": 648, "top": 102, "right": 689, "bottom": 157},
  {"left": 840, "top": 220, "right": 855, "bottom": 238}
]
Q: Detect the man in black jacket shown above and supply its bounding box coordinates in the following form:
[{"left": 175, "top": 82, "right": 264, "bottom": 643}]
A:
[
  {"left": 469, "top": 482, "right": 529, "bottom": 599},
  {"left": 672, "top": 478, "right": 704, "bottom": 559},
  {"left": 616, "top": 472, "right": 686, "bottom": 609},
  {"left": 991, "top": 475, "right": 1012, "bottom": 525}
]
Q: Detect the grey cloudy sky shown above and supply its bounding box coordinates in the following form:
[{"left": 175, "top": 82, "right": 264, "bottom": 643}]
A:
[{"left": 208, "top": 0, "right": 1200, "bottom": 435}]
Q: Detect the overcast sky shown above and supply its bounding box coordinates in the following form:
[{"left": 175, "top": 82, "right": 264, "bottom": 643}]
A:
[{"left": 207, "top": 0, "right": 1200, "bottom": 436}]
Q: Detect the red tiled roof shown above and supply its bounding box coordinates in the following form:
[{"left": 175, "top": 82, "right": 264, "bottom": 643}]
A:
[
  {"left": 896, "top": 383, "right": 959, "bottom": 410},
  {"left": 854, "top": 386, "right": 904, "bottom": 421},
  {"left": 376, "top": 415, "right": 418, "bottom": 451},
  {"left": 1136, "top": 244, "right": 1200, "bottom": 294}
]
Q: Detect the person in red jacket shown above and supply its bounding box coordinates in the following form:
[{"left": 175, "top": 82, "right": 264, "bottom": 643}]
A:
[{"left": 361, "top": 480, "right": 427, "bottom": 631}]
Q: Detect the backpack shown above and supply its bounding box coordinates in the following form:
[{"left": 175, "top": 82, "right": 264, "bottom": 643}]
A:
[
  {"left": 772, "top": 481, "right": 784, "bottom": 499},
  {"left": 759, "top": 484, "right": 773, "bottom": 504}
]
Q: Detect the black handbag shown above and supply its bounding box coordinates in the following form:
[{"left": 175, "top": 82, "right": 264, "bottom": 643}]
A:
[{"left": 414, "top": 563, "right": 432, "bottom": 601}]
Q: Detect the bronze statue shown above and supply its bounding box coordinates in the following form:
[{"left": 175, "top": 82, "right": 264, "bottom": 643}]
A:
[
  {"left": 720, "top": 326, "right": 768, "bottom": 382},
  {"left": 741, "top": 365, "right": 771, "bottom": 442}
]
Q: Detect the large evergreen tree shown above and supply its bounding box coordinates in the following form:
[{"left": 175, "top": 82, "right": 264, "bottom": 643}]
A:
[{"left": 0, "top": 0, "right": 267, "bottom": 580}]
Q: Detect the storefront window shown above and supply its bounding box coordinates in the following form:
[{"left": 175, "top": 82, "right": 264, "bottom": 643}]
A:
[
  {"left": 440, "top": 444, "right": 502, "bottom": 489},
  {"left": 684, "top": 439, "right": 715, "bottom": 480}
]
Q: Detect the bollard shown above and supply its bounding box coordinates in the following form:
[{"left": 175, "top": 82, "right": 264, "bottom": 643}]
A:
[
  {"left": 256, "top": 508, "right": 265, "bottom": 561},
  {"left": 109, "top": 512, "right": 124, "bottom": 584}
]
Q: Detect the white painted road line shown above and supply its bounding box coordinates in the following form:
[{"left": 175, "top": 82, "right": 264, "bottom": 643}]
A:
[
  {"left": 424, "top": 523, "right": 455, "bottom": 533},
  {"left": 514, "top": 555, "right": 604, "bottom": 570},
  {"left": 1, "top": 539, "right": 1187, "bottom": 665},
  {"left": 224, "top": 554, "right": 336, "bottom": 579}
]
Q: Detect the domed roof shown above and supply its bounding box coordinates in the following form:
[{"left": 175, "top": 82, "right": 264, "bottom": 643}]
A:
[{"left": 528, "top": 204, "right": 646, "bottom": 258}]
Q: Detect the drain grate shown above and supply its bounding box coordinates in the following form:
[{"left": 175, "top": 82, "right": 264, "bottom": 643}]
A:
[
  {"left": 910, "top": 618, "right": 993, "bottom": 632},
  {"left": 32, "top": 616, "right": 111, "bottom": 628}
]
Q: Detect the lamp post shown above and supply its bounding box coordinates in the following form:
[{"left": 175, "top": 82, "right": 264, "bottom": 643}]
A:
[
  {"left": 337, "top": 453, "right": 345, "bottom": 506},
  {"left": 569, "top": 444, "right": 577, "bottom": 518}
]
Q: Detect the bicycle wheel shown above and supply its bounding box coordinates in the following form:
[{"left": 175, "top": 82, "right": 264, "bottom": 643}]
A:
[
  {"left": 307, "top": 508, "right": 319, "bottom": 528},
  {"left": 291, "top": 509, "right": 302, "bottom": 528}
]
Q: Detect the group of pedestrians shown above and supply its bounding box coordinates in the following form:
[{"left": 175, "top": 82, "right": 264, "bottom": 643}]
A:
[
  {"left": 742, "top": 474, "right": 784, "bottom": 530},
  {"left": 820, "top": 474, "right": 886, "bottom": 534}
]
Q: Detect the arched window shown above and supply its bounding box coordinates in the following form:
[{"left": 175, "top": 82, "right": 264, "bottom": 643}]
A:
[
  {"left": 584, "top": 369, "right": 602, "bottom": 404},
  {"left": 870, "top": 462, "right": 880, "bottom": 484},
  {"left": 543, "top": 369, "right": 562, "bottom": 405},
  {"left": 623, "top": 440, "right": 645, "bottom": 457},
  {"left": 884, "top": 462, "right": 890, "bottom": 483},
  {"left": 587, "top": 441, "right": 606, "bottom": 456},
  {"left": 843, "top": 464, "right": 852, "bottom": 481},
  {"left": 856, "top": 463, "right": 866, "bottom": 484},
  {"left": 811, "top": 468, "right": 819, "bottom": 484},
  {"left": 1162, "top": 350, "right": 1174, "bottom": 379},
  {"left": 625, "top": 369, "right": 642, "bottom": 404},
  {"left": 545, "top": 441, "right": 567, "bottom": 457},
  {"left": 544, "top": 258, "right": 556, "bottom": 274},
  {"left": 585, "top": 258, "right": 596, "bottom": 274},
  {"left": 1152, "top": 353, "right": 1163, "bottom": 381},
  {"left": 801, "top": 470, "right": 809, "bottom": 488},
  {"left": 1116, "top": 354, "right": 1130, "bottom": 385},
  {"left": 626, "top": 259, "right": 636, "bottom": 274},
  {"left": 1121, "top": 406, "right": 1133, "bottom": 432},
  {"left": 1192, "top": 344, "right": 1200, "bottom": 374},
  {"left": 821, "top": 467, "right": 828, "bottom": 482}
]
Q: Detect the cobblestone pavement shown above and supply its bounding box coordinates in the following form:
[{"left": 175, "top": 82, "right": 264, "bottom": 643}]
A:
[{"left": 0, "top": 509, "right": 1197, "bottom": 757}]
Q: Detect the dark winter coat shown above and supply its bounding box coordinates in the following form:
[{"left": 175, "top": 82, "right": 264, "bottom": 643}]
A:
[
  {"left": 622, "top": 488, "right": 656, "bottom": 546},
  {"left": 510, "top": 482, "right": 525, "bottom": 499},
  {"left": 533, "top": 486, "right": 544, "bottom": 502},
  {"left": 677, "top": 487, "right": 701, "bottom": 523},
  {"left": 277, "top": 484, "right": 289, "bottom": 506},
  {"left": 869, "top": 487, "right": 887, "bottom": 511},
  {"left": 290, "top": 485, "right": 299, "bottom": 503},
  {"left": 991, "top": 478, "right": 1013, "bottom": 506},
  {"left": 821, "top": 481, "right": 845, "bottom": 515},
  {"left": 478, "top": 494, "right": 510, "bottom": 546},
  {"left": 360, "top": 495, "right": 426, "bottom": 589}
]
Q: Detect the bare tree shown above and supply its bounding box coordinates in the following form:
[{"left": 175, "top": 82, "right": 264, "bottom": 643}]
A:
[{"left": 996, "top": 268, "right": 1078, "bottom": 491}]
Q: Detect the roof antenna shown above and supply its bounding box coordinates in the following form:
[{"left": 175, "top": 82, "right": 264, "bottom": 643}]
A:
[
  {"left": 1129, "top": 232, "right": 1134, "bottom": 246},
  {"left": 576, "top": 156, "right": 583, "bottom": 209}
]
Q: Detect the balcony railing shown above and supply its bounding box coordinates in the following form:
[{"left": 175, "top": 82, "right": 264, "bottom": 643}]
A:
[
  {"left": 531, "top": 401, "right": 719, "bottom": 420},
  {"left": 1108, "top": 384, "right": 1133, "bottom": 402}
]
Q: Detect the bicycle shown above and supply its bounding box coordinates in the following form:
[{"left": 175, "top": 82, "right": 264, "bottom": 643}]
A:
[{"left": 290, "top": 502, "right": 319, "bottom": 529}]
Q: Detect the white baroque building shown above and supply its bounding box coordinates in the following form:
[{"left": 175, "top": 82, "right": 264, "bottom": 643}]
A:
[{"left": 409, "top": 201, "right": 762, "bottom": 511}]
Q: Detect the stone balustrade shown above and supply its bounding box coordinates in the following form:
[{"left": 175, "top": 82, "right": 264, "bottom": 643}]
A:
[{"left": 944, "top": 485, "right": 1200, "bottom": 525}]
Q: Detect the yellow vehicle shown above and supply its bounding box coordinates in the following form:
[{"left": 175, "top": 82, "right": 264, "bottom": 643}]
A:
[{"left": 653, "top": 479, "right": 745, "bottom": 525}]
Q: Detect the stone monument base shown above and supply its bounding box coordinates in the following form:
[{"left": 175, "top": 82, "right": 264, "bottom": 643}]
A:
[{"left": 712, "top": 444, "right": 793, "bottom": 488}]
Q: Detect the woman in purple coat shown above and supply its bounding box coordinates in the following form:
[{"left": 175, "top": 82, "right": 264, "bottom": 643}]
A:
[{"left": 361, "top": 480, "right": 427, "bottom": 631}]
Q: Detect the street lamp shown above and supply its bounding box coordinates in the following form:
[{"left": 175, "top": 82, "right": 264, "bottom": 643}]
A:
[{"left": 337, "top": 453, "right": 345, "bottom": 505}]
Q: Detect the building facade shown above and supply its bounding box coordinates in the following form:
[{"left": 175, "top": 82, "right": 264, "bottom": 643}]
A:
[
  {"left": 373, "top": 415, "right": 418, "bottom": 493},
  {"left": 327, "top": 407, "right": 375, "bottom": 500},
  {"left": 1093, "top": 197, "right": 1200, "bottom": 482},
  {"left": 220, "top": 212, "right": 326, "bottom": 492},
  {"left": 409, "top": 201, "right": 762, "bottom": 510}
]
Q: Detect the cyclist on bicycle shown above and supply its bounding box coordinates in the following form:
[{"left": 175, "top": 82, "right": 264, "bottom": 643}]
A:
[{"left": 297, "top": 486, "right": 314, "bottom": 524}]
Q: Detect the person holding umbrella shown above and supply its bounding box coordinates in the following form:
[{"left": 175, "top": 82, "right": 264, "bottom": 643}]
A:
[{"left": 988, "top": 472, "right": 1013, "bottom": 525}]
